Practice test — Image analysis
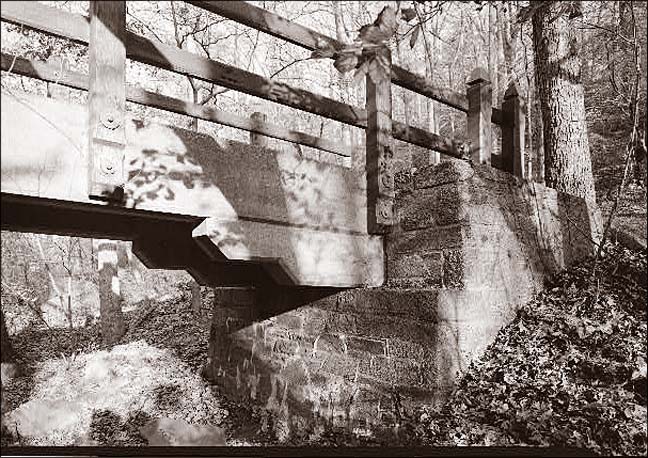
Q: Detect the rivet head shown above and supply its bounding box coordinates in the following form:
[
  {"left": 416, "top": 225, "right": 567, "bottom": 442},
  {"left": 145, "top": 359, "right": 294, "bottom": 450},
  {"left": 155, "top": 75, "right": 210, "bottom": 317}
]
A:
[
  {"left": 100, "top": 158, "right": 116, "bottom": 175},
  {"left": 379, "top": 203, "right": 391, "bottom": 218},
  {"left": 101, "top": 111, "right": 121, "bottom": 130},
  {"left": 382, "top": 174, "right": 393, "bottom": 188}
]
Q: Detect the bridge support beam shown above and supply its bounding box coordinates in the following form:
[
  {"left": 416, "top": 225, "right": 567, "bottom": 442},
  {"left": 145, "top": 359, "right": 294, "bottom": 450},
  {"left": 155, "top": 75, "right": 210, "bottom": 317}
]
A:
[
  {"left": 467, "top": 67, "right": 492, "bottom": 166},
  {"left": 365, "top": 48, "right": 395, "bottom": 235},
  {"left": 88, "top": 1, "right": 127, "bottom": 202},
  {"left": 501, "top": 83, "right": 526, "bottom": 178}
]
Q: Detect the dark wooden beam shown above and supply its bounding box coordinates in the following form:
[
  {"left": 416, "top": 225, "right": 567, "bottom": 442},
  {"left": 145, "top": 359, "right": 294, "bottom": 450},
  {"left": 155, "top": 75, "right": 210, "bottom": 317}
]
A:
[
  {"left": 250, "top": 112, "right": 270, "bottom": 147},
  {"left": 185, "top": 1, "right": 342, "bottom": 52},
  {"left": 365, "top": 49, "right": 395, "bottom": 234},
  {"left": 0, "top": 193, "right": 272, "bottom": 286},
  {"left": 2, "top": 52, "right": 466, "bottom": 159},
  {"left": 1, "top": 1, "right": 89, "bottom": 43},
  {"left": 392, "top": 120, "right": 467, "bottom": 160},
  {"left": 467, "top": 68, "right": 492, "bottom": 165},
  {"left": 124, "top": 31, "right": 367, "bottom": 128},
  {"left": 1, "top": 53, "right": 350, "bottom": 157},
  {"left": 501, "top": 83, "right": 526, "bottom": 178},
  {"left": 1, "top": 1, "right": 366, "bottom": 127}
]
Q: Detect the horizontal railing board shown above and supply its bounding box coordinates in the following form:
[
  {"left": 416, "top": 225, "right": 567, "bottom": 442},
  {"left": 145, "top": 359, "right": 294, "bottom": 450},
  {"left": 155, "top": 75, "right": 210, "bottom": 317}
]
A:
[
  {"left": 0, "top": 53, "right": 350, "bottom": 157},
  {"left": 185, "top": 1, "right": 340, "bottom": 52},
  {"left": 125, "top": 31, "right": 368, "bottom": 127},
  {"left": 1, "top": 1, "right": 467, "bottom": 157},
  {"left": 0, "top": 0, "right": 89, "bottom": 43},
  {"left": 0, "top": 52, "right": 461, "bottom": 159},
  {"left": 1, "top": 1, "right": 366, "bottom": 127},
  {"left": 189, "top": 0, "right": 504, "bottom": 125}
]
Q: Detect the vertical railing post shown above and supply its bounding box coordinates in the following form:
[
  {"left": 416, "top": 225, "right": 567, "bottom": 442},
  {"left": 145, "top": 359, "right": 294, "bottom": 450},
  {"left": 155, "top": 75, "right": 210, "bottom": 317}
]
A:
[
  {"left": 501, "top": 82, "right": 526, "bottom": 178},
  {"left": 88, "top": 1, "right": 127, "bottom": 202},
  {"left": 466, "top": 67, "right": 492, "bottom": 165},
  {"left": 365, "top": 48, "right": 394, "bottom": 234},
  {"left": 250, "top": 111, "right": 270, "bottom": 147}
]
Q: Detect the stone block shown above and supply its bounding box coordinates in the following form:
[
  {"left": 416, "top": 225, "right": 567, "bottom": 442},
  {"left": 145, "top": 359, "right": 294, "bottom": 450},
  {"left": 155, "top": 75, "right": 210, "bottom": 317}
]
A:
[
  {"left": 273, "top": 311, "right": 304, "bottom": 330},
  {"left": 394, "top": 170, "right": 414, "bottom": 194},
  {"left": 203, "top": 158, "right": 603, "bottom": 438},
  {"left": 326, "top": 288, "right": 441, "bottom": 322},
  {"left": 414, "top": 159, "right": 473, "bottom": 189},
  {"left": 397, "top": 186, "right": 463, "bottom": 230},
  {"left": 442, "top": 250, "right": 464, "bottom": 287},
  {"left": 388, "top": 251, "right": 443, "bottom": 286},
  {"left": 272, "top": 338, "right": 300, "bottom": 355},
  {"left": 387, "top": 338, "right": 429, "bottom": 360},
  {"left": 387, "top": 225, "right": 463, "bottom": 254},
  {"left": 357, "top": 356, "right": 431, "bottom": 389},
  {"left": 346, "top": 336, "right": 387, "bottom": 356},
  {"left": 314, "top": 333, "right": 346, "bottom": 354}
]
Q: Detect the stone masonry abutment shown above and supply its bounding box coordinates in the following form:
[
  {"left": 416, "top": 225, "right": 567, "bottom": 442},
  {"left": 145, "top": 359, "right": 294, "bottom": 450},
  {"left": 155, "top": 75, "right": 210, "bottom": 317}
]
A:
[{"left": 203, "top": 159, "right": 602, "bottom": 439}]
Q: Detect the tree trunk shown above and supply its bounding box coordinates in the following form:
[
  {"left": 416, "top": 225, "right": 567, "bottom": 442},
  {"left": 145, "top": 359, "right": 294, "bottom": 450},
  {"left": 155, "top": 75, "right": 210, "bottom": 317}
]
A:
[
  {"left": 332, "top": 1, "right": 354, "bottom": 156},
  {"left": 190, "top": 281, "right": 202, "bottom": 314},
  {"left": 1, "top": 310, "right": 13, "bottom": 364},
  {"left": 1, "top": 309, "right": 18, "bottom": 421},
  {"left": 532, "top": 1, "right": 596, "bottom": 202},
  {"left": 66, "top": 244, "right": 74, "bottom": 329},
  {"left": 96, "top": 240, "right": 125, "bottom": 346}
]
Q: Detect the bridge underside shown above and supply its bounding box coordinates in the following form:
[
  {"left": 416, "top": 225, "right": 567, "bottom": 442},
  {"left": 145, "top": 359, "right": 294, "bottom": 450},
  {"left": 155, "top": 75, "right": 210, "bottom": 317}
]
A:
[
  {"left": 1, "top": 92, "right": 384, "bottom": 288},
  {"left": 0, "top": 193, "right": 274, "bottom": 286}
]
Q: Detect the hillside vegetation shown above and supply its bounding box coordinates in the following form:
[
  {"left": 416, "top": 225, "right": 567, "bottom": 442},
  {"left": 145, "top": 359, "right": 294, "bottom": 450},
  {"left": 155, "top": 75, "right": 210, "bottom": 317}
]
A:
[{"left": 2, "top": 241, "right": 646, "bottom": 454}]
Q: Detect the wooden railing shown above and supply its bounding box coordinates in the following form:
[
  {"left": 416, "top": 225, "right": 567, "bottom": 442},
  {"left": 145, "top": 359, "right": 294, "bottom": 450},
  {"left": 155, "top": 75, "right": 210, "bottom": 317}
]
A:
[{"left": 0, "top": 1, "right": 525, "bottom": 235}]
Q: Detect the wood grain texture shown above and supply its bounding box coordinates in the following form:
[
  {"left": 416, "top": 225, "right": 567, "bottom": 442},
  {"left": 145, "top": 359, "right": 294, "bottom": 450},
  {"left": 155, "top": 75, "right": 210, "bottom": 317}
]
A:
[
  {"left": 467, "top": 69, "right": 492, "bottom": 165},
  {"left": 188, "top": 0, "right": 502, "bottom": 121},
  {"left": 1, "top": 93, "right": 384, "bottom": 287},
  {"left": 502, "top": 84, "right": 526, "bottom": 178},
  {"left": 1, "top": 2, "right": 466, "bottom": 157},
  {"left": 250, "top": 112, "right": 270, "bottom": 147},
  {"left": 1, "top": 93, "right": 368, "bottom": 233},
  {"left": 365, "top": 48, "right": 395, "bottom": 234},
  {"left": 0, "top": 53, "right": 350, "bottom": 157},
  {"left": 88, "top": 1, "right": 126, "bottom": 201},
  {"left": 193, "top": 217, "right": 384, "bottom": 287},
  {"left": 1, "top": 2, "right": 365, "bottom": 127},
  {"left": 0, "top": 193, "right": 268, "bottom": 286}
]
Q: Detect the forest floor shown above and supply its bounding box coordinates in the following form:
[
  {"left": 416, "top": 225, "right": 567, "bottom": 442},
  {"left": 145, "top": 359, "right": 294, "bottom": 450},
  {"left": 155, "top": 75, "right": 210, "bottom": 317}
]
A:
[
  {"left": 1, "top": 239, "right": 645, "bottom": 454},
  {"left": 599, "top": 185, "right": 647, "bottom": 251}
]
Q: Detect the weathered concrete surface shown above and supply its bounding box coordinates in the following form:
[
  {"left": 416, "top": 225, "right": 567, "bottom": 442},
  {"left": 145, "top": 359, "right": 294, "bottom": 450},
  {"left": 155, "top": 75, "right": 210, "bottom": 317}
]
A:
[
  {"left": 204, "top": 159, "right": 602, "bottom": 439},
  {"left": 1, "top": 93, "right": 382, "bottom": 287}
]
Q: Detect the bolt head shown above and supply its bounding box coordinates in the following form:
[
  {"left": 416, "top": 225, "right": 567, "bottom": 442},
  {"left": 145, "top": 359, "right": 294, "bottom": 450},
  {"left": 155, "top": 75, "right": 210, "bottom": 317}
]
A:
[{"left": 381, "top": 174, "right": 393, "bottom": 188}]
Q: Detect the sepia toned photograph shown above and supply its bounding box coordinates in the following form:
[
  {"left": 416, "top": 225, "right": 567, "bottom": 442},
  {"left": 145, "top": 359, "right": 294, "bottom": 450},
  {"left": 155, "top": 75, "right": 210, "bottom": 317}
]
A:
[{"left": 0, "top": 0, "right": 646, "bottom": 456}]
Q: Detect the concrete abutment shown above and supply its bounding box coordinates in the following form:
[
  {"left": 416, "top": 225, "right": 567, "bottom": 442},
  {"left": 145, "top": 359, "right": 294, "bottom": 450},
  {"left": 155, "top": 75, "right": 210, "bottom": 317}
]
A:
[{"left": 204, "top": 159, "right": 602, "bottom": 438}]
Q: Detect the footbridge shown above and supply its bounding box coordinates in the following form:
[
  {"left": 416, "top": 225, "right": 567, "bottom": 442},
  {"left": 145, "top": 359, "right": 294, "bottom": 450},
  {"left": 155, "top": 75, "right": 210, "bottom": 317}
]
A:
[
  {"left": 0, "top": 0, "right": 519, "bottom": 288},
  {"left": 1, "top": 1, "right": 601, "bottom": 434}
]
